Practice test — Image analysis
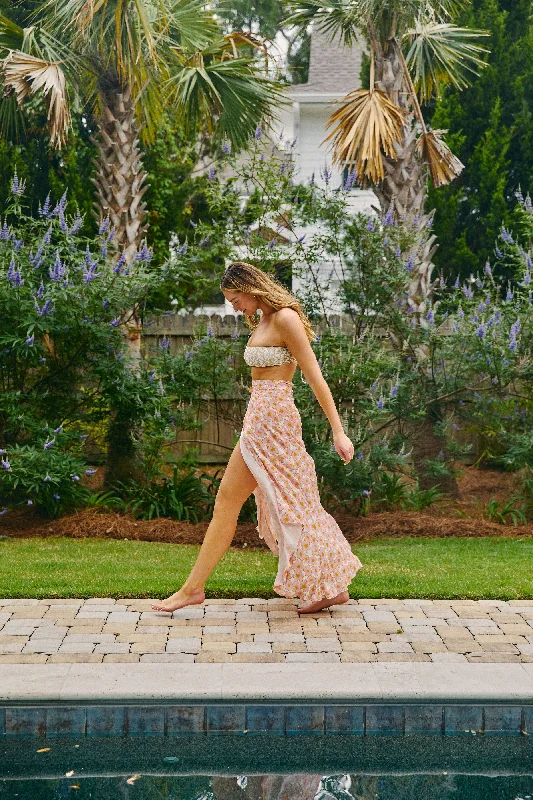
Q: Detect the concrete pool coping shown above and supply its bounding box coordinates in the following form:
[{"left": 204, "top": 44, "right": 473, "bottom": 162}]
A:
[{"left": 1, "top": 662, "right": 533, "bottom": 704}]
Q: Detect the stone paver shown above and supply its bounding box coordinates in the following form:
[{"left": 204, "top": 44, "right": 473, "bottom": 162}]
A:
[{"left": 1, "top": 598, "right": 533, "bottom": 663}]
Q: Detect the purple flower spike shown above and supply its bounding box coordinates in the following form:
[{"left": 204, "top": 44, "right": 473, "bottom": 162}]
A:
[
  {"left": 85, "top": 468, "right": 97, "bottom": 475},
  {"left": 44, "top": 439, "right": 55, "bottom": 450},
  {"left": 25, "top": 334, "right": 34, "bottom": 346},
  {"left": 10, "top": 171, "right": 26, "bottom": 196},
  {"left": 254, "top": 126, "right": 263, "bottom": 140},
  {"left": 501, "top": 226, "right": 513, "bottom": 244},
  {"left": 366, "top": 218, "right": 375, "bottom": 232},
  {"left": 110, "top": 318, "right": 120, "bottom": 327},
  {"left": 344, "top": 170, "right": 357, "bottom": 190},
  {"left": 113, "top": 252, "right": 127, "bottom": 274},
  {"left": 49, "top": 251, "right": 66, "bottom": 282},
  {"left": 43, "top": 474, "right": 51, "bottom": 482},
  {"left": 39, "top": 194, "right": 51, "bottom": 217},
  {"left": 99, "top": 216, "right": 110, "bottom": 235},
  {"left": 1, "top": 458, "right": 11, "bottom": 471}
]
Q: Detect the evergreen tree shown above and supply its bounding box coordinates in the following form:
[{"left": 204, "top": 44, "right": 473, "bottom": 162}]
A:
[{"left": 428, "top": 0, "right": 533, "bottom": 279}]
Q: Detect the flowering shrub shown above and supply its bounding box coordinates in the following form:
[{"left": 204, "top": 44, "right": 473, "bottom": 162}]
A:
[
  {"left": 164, "top": 137, "right": 533, "bottom": 511},
  {"left": 0, "top": 176, "right": 170, "bottom": 517}
]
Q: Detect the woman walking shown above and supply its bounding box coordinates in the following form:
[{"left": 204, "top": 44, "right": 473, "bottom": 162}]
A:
[{"left": 152, "top": 262, "right": 362, "bottom": 615}]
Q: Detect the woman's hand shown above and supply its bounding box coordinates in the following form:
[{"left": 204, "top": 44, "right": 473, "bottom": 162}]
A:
[{"left": 333, "top": 430, "right": 355, "bottom": 464}]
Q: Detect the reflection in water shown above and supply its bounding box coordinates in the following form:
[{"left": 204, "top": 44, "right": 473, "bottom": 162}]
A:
[
  {"left": 0, "top": 772, "right": 532, "bottom": 800},
  {"left": 211, "top": 773, "right": 360, "bottom": 800}
]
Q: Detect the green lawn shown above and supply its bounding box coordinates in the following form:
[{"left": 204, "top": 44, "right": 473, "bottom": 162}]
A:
[{"left": 1, "top": 536, "right": 532, "bottom": 599}]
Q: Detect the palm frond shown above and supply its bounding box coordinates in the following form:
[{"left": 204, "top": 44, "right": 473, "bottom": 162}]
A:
[
  {"left": 283, "top": 0, "right": 361, "bottom": 48},
  {"left": 0, "top": 14, "right": 24, "bottom": 53},
  {"left": 324, "top": 88, "right": 407, "bottom": 183},
  {"left": 416, "top": 129, "right": 464, "bottom": 187},
  {"left": 404, "top": 21, "right": 490, "bottom": 101},
  {"left": 0, "top": 91, "right": 27, "bottom": 141},
  {"left": 167, "top": 48, "right": 287, "bottom": 148},
  {"left": 1, "top": 50, "right": 72, "bottom": 147},
  {"left": 37, "top": 0, "right": 215, "bottom": 62}
]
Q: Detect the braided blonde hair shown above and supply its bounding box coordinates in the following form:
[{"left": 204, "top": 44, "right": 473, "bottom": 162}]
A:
[{"left": 220, "top": 261, "right": 318, "bottom": 343}]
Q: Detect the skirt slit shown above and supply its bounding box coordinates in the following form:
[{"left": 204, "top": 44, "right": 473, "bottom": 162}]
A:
[{"left": 239, "top": 379, "right": 363, "bottom": 602}]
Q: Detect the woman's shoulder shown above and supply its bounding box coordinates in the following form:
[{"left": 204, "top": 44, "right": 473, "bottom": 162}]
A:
[{"left": 273, "top": 307, "right": 300, "bottom": 324}]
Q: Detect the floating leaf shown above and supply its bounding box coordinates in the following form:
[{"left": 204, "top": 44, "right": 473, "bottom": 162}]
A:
[
  {"left": 163, "top": 757, "right": 181, "bottom": 763},
  {"left": 36, "top": 748, "right": 51, "bottom": 753},
  {"left": 126, "top": 774, "right": 141, "bottom": 785},
  {"left": 65, "top": 770, "right": 75, "bottom": 777}
]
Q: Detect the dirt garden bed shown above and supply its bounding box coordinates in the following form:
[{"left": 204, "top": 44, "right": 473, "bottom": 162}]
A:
[{"left": 1, "top": 467, "right": 532, "bottom": 547}]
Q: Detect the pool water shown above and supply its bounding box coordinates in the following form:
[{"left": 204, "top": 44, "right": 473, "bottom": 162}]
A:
[
  {"left": 1, "top": 773, "right": 533, "bottom": 800},
  {"left": 1, "top": 735, "right": 532, "bottom": 800}
]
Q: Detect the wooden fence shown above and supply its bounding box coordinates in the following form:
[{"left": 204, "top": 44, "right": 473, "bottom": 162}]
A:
[{"left": 142, "top": 312, "right": 361, "bottom": 463}]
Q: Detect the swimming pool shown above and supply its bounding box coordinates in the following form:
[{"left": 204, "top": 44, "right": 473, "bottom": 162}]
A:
[{"left": 1, "top": 702, "right": 532, "bottom": 799}]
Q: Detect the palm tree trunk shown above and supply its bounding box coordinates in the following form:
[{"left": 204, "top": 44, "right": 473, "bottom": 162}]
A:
[
  {"left": 91, "top": 81, "right": 149, "bottom": 488},
  {"left": 371, "top": 38, "right": 460, "bottom": 497},
  {"left": 372, "top": 38, "right": 438, "bottom": 320}
]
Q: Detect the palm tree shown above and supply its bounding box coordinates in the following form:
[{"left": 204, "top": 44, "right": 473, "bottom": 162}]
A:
[
  {"left": 0, "top": 2, "right": 283, "bottom": 260},
  {"left": 285, "top": 0, "right": 490, "bottom": 496},
  {"left": 285, "top": 0, "right": 489, "bottom": 319},
  {"left": 0, "top": 0, "right": 285, "bottom": 486}
]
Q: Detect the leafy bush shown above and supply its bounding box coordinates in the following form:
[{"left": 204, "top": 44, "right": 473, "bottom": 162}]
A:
[
  {"left": 484, "top": 498, "right": 527, "bottom": 527},
  {"left": 0, "top": 178, "right": 171, "bottom": 517},
  {"left": 163, "top": 136, "right": 533, "bottom": 510}
]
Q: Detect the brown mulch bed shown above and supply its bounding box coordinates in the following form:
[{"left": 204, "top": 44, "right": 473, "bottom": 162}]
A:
[
  {"left": 1, "top": 467, "right": 532, "bottom": 547},
  {"left": 2, "top": 506, "right": 533, "bottom": 548}
]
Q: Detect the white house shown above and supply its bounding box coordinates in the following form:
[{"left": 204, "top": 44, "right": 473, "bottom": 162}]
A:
[{"left": 177, "top": 27, "right": 377, "bottom": 316}]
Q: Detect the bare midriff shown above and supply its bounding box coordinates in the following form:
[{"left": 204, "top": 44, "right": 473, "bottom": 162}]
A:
[{"left": 251, "top": 363, "right": 297, "bottom": 381}]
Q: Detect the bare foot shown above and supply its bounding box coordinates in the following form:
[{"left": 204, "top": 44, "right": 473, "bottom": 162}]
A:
[
  {"left": 151, "top": 588, "right": 205, "bottom": 613},
  {"left": 297, "top": 591, "right": 349, "bottom": 615}
]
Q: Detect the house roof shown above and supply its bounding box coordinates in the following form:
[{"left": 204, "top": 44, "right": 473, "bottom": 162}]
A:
[{"left": 290, "top": 26, "right": 365, "bottom": 97}]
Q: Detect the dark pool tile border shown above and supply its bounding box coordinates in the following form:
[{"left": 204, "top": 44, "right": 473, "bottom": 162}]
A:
[
  {"left": 166, "top": 706, "right": 206, "bottom": 736},
  {"left": 246, "top": 705, "right": 286, "bottom": 735},
  {"left": 0, "top": 704, "right": 532, "bottom": 738},
  {"left": 86, "top": 706, "right": 124, "bottom": 737}
]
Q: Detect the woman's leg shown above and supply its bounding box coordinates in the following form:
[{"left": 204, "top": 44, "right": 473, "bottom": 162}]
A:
[{"left": 152, "top": 439, "right": 258, "bottom": 612}]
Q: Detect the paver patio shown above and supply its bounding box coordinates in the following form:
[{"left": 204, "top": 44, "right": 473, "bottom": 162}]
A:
[{"left": 1, "top": 598, "right": 532, "bottom": 665}]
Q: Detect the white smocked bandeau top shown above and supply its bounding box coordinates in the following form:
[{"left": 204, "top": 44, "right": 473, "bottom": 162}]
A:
[{"left": 244, "top": 345, "right": 297, "bottom": 367}]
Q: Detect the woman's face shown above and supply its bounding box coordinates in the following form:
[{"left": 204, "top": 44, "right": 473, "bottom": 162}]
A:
[{"left": 222, "top": 289, "right": 259, "bottom": 315}]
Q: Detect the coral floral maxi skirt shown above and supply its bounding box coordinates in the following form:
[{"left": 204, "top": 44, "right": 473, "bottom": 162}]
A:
[{"left": 239, "top": 379, "right": 363, "bottom": 602}]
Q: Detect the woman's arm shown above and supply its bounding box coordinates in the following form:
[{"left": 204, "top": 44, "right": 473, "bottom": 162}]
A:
[{"left": 275, "top": 309, "right": 353, "bottom": 456}]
